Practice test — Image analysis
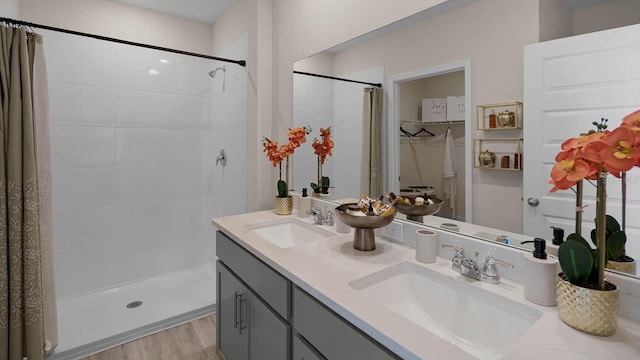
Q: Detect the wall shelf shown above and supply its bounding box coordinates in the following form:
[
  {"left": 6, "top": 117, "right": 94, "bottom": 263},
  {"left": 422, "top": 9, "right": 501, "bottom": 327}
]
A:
[
  {"left": 474, "top": 138, "right": 523, "bottom": 170},
  {"left": 476, "top": 102, "right": 523, "bottom": 130}
]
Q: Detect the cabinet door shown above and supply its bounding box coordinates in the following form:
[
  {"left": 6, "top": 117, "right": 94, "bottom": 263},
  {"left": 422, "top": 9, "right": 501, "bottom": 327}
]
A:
[
  {"left": 217, "top": 261, "right": 246, "bottom": 360},
  {"left": 293, "top": 334, "right": 325, "bottom": 360},
  {"left": 246, "top": 290, "right": 290, "bottom": 360}
]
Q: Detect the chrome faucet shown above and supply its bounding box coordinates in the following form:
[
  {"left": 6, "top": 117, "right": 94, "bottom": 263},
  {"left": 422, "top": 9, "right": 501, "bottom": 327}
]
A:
[
  {"left": 442, "top": 244, "right": 514, "bottom": 284},
  {"left": 306, "top": 207, "right": 334, "bottom": 226}
]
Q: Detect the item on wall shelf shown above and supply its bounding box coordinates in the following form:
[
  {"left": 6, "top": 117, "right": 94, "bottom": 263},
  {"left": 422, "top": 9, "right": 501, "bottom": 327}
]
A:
[
  {"left": 521, "top": 238, "right": 557, "bottom": 306},
  {"left": 514, "top": 141, "right": 521, "bottom": 169},
  {"left": 497, "top": 109, "right": 516, "bottom": 128},
  {"left": 446, "top": 96, "right": 465, "bottom": 121},
  {"left": 501, "top": 155, "right": 510, "bottom": 169},
  {"left": 422, "top": 98, "right": 447, "bottom": 122},
  {"left": 478, "top": 150, "right": 496, "bottom": 168},
  {"left": 489, "top": 109, "right": 496, "bottom": 128}
]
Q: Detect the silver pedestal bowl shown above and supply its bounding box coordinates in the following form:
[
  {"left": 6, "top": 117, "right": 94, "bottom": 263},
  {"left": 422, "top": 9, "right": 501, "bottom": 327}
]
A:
[
  {"left": 335, "top": 203, "right": 396, "bottom": 251},
  {"left": 394, "top": 196, "right": 443, "bottom": 223}
]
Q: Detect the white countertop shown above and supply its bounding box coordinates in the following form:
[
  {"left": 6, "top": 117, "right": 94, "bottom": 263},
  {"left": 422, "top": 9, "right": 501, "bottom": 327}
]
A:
[{"left": 212, "top": 210, "right": 640, "bottom": 360}]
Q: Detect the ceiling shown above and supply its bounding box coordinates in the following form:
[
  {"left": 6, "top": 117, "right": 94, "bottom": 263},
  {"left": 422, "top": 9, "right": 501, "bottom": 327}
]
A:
[{"left": 111, "top": 0, "right": 235, "bottom": 24}]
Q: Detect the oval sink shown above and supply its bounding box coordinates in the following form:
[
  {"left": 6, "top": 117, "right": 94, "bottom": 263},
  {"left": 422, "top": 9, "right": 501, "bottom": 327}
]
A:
[
  {"left": 349, "top": 262, "right": 542, "bottom": 359},
  {"left": 248, "top": 218, "right": 335, "bottom": 248}
]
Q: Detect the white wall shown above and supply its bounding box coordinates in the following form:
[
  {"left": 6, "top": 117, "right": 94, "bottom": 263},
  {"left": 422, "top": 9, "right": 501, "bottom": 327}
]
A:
[
  {"left": 0, "top": 0, "right": 20, "bottom": 18},
  {"left": 19, "top": 0, "right": 213, "bottom": 55}
]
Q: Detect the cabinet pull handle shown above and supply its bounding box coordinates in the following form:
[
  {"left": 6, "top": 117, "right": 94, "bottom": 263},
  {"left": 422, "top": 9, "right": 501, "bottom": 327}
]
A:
[
  {"left": 234, "top": 291, "right": 241, "bottom": 332},
  {"left": 239, "top": 293, "right": 248, "bottom": 334}
]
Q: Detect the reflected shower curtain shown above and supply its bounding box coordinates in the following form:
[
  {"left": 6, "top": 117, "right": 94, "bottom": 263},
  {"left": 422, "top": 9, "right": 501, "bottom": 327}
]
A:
[
  {"left": 0, "top": 25, "right": 58, "bottom": 359},
  {"left": 360, "top": 87, "right": 383, "bottom": 197}
]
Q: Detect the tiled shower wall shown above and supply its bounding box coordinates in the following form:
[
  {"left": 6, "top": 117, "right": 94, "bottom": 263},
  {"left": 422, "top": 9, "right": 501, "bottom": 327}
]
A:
[
  {"left": 42, "top": 29, "right": 247, "bottom": 298},
  {"left": 292, "top": 66, "right": 383, "bottom": 199}
]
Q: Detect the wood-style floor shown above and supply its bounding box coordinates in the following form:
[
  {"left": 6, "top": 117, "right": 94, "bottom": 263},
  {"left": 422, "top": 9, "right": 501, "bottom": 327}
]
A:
[{"left": 81, "top": 315, "right": 221, "bottom": 360}]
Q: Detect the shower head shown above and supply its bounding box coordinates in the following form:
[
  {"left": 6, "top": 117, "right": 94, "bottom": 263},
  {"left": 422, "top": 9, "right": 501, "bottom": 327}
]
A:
[{"left": 208, "top": 66, "right": 226, "bottom": 78}]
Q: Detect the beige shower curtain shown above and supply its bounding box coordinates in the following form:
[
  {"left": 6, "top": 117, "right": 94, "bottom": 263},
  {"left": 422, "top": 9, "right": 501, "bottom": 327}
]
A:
[
  {"left": 0, "top": 25, "right": 58, "bottom": 360},
  {"left": 360, "top": 87, "right": 383, "bottom": 197}
]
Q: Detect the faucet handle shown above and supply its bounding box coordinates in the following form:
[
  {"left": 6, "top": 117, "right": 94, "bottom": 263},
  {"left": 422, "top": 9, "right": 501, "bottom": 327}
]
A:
[
  {"left": 482, "top": 256, "right": 514, "bottom": 282},
  {"left": 442, "top": 244, "right": 463, "bottom": 256}
]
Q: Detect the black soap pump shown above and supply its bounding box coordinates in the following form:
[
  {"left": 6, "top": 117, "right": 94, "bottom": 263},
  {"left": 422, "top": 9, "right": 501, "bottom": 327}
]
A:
[
  {"left": 520, "top": 238, "right": 557, "bottom": 306},
  {"left": 551, "top": 226, "right": 564, "bottom": 245}
]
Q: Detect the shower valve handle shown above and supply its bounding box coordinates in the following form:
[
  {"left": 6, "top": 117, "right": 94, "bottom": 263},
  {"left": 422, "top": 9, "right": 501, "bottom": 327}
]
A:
[{"left": 216, "top": 149, "right": 227, "bottom": 167}]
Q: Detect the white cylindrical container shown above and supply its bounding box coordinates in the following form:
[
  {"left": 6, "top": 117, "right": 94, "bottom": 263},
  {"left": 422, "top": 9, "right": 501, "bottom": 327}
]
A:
[
  {"left": 298, "top": 193, "right": 311, "bottom": 218},
  {"left": 524, "top": 255, "right": 558, "bottom": 306},
  {"left": 521, "top": 238, "right": 558, "bottom": 306},
  {"left": 416, "top": 229, "right": 438, "bottom": 263}
]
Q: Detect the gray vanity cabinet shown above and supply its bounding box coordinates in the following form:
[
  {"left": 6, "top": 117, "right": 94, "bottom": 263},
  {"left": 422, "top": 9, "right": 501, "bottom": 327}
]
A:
[{"left": 216, "top": 232, "right": 290, "bottom": 360}]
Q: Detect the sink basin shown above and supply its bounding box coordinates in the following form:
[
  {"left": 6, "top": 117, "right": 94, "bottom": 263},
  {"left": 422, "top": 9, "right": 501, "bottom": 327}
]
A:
[
  {"left": 248, "top": 218, "right": 335, "bottom": 248},
  {"left": 349, "top": 262, "right": 542, "bottom": 359}
]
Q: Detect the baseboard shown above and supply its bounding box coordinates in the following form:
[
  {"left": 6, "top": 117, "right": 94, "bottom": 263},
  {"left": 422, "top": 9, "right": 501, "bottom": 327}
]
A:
[{"left": 47, "top": 304, "right": 216, "bottom": 360}]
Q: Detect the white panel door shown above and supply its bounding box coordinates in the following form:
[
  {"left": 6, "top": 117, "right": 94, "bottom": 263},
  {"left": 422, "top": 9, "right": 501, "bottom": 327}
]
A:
[{"left": 523, "top": 24, "right": 640, "bottom": 259}]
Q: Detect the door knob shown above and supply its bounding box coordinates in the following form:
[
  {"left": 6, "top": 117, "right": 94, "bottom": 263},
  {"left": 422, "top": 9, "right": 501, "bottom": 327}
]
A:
[{"left": 527, "top": 197, "right": 540, "bottom": 207}]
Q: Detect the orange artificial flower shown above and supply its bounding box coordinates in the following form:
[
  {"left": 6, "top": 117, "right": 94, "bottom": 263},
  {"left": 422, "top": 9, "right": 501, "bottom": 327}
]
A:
[
  {"left": 312, "top": 127, "right": 334, "bottom": 164},
  {"left": 549, "top": 112, "right": 640, "bottom": 192}
]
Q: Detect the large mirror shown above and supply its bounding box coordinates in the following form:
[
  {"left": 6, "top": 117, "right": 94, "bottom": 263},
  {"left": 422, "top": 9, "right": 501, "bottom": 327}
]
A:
[{"left": 292, "top": 0, "right": 640, "bottom": 279}]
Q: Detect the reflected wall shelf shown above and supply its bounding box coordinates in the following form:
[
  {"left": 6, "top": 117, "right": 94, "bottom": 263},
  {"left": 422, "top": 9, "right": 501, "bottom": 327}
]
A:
[
  {"left": 476, "top": 102, "right": 523, "bottom": 130},
  {"left": 474, "top": 138, "right": 523, "bottom": 171}
]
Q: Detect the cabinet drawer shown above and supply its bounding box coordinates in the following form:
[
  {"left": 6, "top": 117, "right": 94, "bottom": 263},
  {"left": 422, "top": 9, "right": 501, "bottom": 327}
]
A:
[
  {"left": 293, "top": 287, "right": 399, "bottom": 360},
  {"left": 217, "top": 231, "right": 290, "bottom": 319},
  {"left": 293, "top": 334, "right": 325, "bottom": 360}
]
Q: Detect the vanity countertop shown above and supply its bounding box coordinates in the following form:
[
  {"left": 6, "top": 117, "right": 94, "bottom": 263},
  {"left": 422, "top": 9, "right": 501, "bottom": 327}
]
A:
[{"left": 212, "top": 210, "right": 640, "bottom": 360}]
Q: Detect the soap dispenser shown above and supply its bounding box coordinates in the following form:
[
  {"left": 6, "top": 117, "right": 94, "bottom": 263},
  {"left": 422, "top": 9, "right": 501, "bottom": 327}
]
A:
[
  {"left": 298, "top": 188, "right": 311, "bottom": 218},
  {"left": 521, "top": 238, "right": 558, "bottom": 306}
]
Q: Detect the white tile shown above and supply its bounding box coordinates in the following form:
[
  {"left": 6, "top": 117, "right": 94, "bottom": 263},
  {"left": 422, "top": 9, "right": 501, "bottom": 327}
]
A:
[
  {"left": 81, "top": 86, "right": 117, "bottom": 127},
  {"left": 116, "top": 89, "right": 148, "bottom": 128},
  {"left": 76, "top": 168, "right": 119, "bottom": 209},
  {"left": 174, "top": 130, "right": 208, "bottom": 165},
  {"left": 42, "top": 31, "right": 81, "bottom": 83},
  {"left": 146, "top": 166, "right": 179, "bottom": 202},
  {"left": 176, "top": 57, "right": 210, "bottom": 95},
  {"left": 147, "top": 129, "right": 177, "bottom": 165},
  {"left": 52, "top": 126, "right": 79, "bottom": 169},
  {"left": 113, "top": 167, "right": 151, "bottom": 206},
  {"left": 173, "top": 165, "right": 207, "bottom": 200},
  {"left": 117, "top": 47, "right": 152, "bottom": 91},
  {"left": 175, "top": 95, "right": 206, "bottom": 130},
  {"left": 116, "top": 128, "right": 148, "bottom": 166},
  {"left": 74, "top": 207, "right": 121, "bottom": 252},
  {"left": 49, "top": 82, "right": 81, "bottom": 125},
  {"left": 217, "top": 127, "right": 247, "bottom": 169},
  {"left": 53, "top": 211, "right": 78, "bottom": 255},
  {"left": 80, "top": 39, "right": 117, "bottom": 87},
  {"left": 79, "top": 127, "right": 116, "bottom": 167},
  {"left": 54, "top": 252, "right": 80, "bottom": 298},
  {"left": 148, "top": 53, "right": 176, "bottom": 93},
  {"left": 147, "top": 92, "right": 176, "bottom": 129},
  {"left": 52, "top": 168, "right": 80, "bottom": 212}
]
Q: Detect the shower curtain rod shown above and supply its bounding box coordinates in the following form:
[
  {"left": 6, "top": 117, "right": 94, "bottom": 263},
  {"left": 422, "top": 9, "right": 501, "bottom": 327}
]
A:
[
  {"left": 293, "top": 71, "right": 382, "bottom": 88},
  {"left": 0, "top": 17, "right": 246, "bottom": 67}
]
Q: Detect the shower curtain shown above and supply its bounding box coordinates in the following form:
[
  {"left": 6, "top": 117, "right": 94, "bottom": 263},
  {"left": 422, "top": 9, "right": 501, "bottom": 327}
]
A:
[
  {"left": 360, "top": 87, "right": 383, "bottom": 197},
  {"left": 0, "top": 25, "right": 58, "bottom": 359}
]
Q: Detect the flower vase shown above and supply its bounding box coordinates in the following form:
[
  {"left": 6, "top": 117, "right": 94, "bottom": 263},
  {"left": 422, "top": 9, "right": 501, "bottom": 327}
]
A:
[
  {"left": 274, "top": 196, "right": 293, "bottom": 215},
  {"left": 556, "top": 273, "right": 619, "bottom": 336},
  {"left": 606, "top": 259, "right": 637, "bottom": 275}
]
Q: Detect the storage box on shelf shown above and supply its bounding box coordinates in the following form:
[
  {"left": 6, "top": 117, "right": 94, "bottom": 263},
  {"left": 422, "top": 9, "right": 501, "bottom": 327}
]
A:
[
  {"left": 477, "top": 102, "right": 523, "bottom": 130},
  {"left": 474, "top": 138, "right": 523, "bottom": 171}
]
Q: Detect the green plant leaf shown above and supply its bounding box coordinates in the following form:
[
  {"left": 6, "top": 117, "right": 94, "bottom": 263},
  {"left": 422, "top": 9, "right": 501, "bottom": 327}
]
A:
[
  {"left": 607, "top": 231, "right": 627, "bottom": 261},
  {"left": 605, "top": 215, "right": 620, "bottom": 235},
  {"left": 567, "top": 233, "right": 591, "bottom": 250},
  {"left": 277, "top": 179, "right": 287, "bottom": 198},
  {"left": 321, "top": 176, "right": 330, "bottom": 194},
  {"left": 558, "top": 239, "right": 593, "bottom": 285}
]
